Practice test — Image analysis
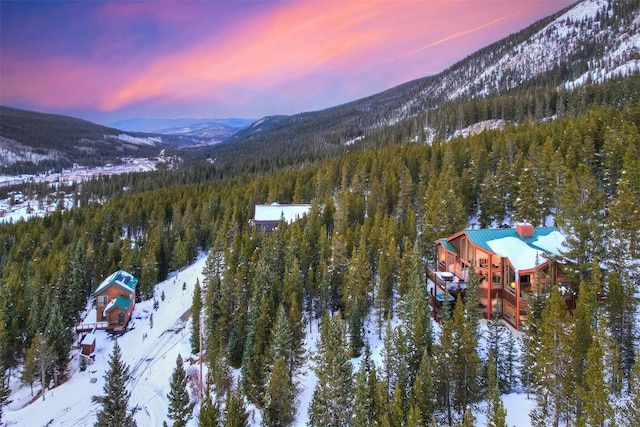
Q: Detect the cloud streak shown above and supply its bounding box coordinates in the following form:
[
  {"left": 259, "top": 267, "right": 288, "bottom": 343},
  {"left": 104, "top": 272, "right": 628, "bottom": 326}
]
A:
[{"left": 0, "top": 0, "right": 574, "bottom": 123}]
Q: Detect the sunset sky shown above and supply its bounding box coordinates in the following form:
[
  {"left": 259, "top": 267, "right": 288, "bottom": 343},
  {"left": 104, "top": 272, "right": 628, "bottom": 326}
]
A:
[{"left": 1, "top": 0, "right": 574, "bottom": 125}]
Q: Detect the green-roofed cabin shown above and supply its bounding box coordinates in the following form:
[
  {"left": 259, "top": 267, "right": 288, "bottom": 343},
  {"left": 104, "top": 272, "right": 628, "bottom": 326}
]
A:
[
  {"left": 93, "top": 270, "right": 138, "bottom": 331},
  {"left": 429, "top": 223, "right": 576, "bottom": 331}
]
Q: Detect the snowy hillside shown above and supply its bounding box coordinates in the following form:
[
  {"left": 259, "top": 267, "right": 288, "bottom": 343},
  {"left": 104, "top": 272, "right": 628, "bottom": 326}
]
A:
[
  {"left": 401, "top": 0, "right": 640, "bottom": 119},
  {"left": 3, "top": 252, "right": 540, "bottom": 427},
  {"left": 4, "top": 255, "right": 208, "bottom": 427}
]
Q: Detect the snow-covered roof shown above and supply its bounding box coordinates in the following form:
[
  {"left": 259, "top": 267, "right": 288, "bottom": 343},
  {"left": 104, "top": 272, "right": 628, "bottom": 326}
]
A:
[
  {"left": 81, "top": 333, "right": 96, "bottom": 346},
  {"left": 486, "top": 230, "right": 566, "bottom": 271},
  {"left": 253, "top": 203, "right": 311, "bottom": 223},
  {"left": 93, "top": 270, "right": 138, "bottom": 296}
]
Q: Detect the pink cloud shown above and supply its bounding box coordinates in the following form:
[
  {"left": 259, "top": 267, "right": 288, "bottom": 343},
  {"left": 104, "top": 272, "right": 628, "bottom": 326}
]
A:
[{"left": 1, "top": 0, "right": 575, "bottom": 119}]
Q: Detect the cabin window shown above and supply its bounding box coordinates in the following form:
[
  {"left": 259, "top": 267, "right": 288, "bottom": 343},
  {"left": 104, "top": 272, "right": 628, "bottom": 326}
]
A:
[
  {"left": 492, "top": 273, "right": 501, "bottom": 285},
  {"left": 478, "top": 257, "right": 488, "bottom": 269},
  {"left": 520, "top": 274, "right": 532, "bottom": 297},
  {"left": 97, "top": 296, "right": 108, "bottom": 306}
]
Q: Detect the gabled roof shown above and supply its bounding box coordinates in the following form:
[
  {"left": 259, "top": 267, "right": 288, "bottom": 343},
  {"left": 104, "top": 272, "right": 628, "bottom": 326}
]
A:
[
  {"left": 253, "top": 203, "right": 312, "bottom": 223},
  {"left": 93, "top": 270, "right": 138, "bottom": 296},
  {"left": 438, "top": 238, "right": 456, "bottom": 253},
  {"left": 104, "top": 295, "right": 132, "bottom": 314},
  {"left": 440, "top": 227, "right": 566, "bottom": 271}
]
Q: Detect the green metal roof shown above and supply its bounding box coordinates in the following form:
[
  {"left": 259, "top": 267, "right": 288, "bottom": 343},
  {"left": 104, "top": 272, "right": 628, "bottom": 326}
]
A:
[
  {"left": 465, "top": 227, "right": 561, "bottom": 253},
  {"left": 104, "top": 295, "right": 131, "bottom": 314},
  {"left": 438, "top": 238, "right": 456, "bottom": 253}
]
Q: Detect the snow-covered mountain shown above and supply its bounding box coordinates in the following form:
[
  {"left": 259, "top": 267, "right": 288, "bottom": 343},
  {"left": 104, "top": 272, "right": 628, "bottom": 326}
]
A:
[
  {"left": 402, "top": 0, "right": 640, "bottom": 116},
  {"left": 223, "top": 0, "right": 640, "bottom": 160},
  {"left": 109, "top": 117, "right": 255, "bottom": 142}
]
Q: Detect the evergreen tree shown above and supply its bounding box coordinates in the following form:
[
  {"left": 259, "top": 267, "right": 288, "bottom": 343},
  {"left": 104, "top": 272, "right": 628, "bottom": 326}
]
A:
[
  {"left": 621, "top": 351, "right": 640, "bottom": 427},
  {"left": 198, "top": 385, "right": 220, "bottom": 427},
  {"left": 410, "top": 350, "right": 437, "bottom": 426},
  {"left": 486, "top": 351, "right": 507, "bottom": 427},
  {"left": 224, "top": 382, "right": 248, "bottom": 427},
  {"left": 577, "top": 333, "right": 614, "bottom": 427},
  {"left": 529, "top": 286, "right": 574, "bottom": 427},
  {"left": 308, "top": 312, "right": 353, "bottom": 427},
  {"left": 269, "top": 303, "right": 297, "bottom": 385},
  {"left": 191, "top": 279, "right": 203, "bottom": 355},
  {"left": 605, "top": 271, "right": 635, "bottom": 388},
  {"left": 241, "top": 290, "right": 273, "bottom": 407},
  {"left": 434, "top": 312, "right": 456, "bottom": 426},
  {"left": 262, "top": 356, "right": 296, "bottom": 427},
  {"left": 459, "top": 406, "right": 476, "bottom": 427},
  {"left": 96, "top": 340, "right": 136, "bottom": 427},
  {"left": 45, "top": 302, "right": 72, "bottom": 387},
  {"left": 402, "top": 240, "right": 433, "bottom": 380},
  {"left": 0, "top": 369, "right": 10, "bottom": 426},
  {"left": 513, "top": 159, "right": 542, "bottom": 225},
  {"left": 451, "top": 299, "right": 481, "bottom": 418},
  {"left": 557, "top": 165, "right": 606, "bottom": 281},
  {"left": 381, "top": 323, "right": 410, "bottom": 414},
  {"left": 23, "top": 331, "right": 53, "bottom": 401},
  {"left": 353, "top": 345, "right": 374, "bottom": 427},
  {"left": 167, "top": 354, "right": 195, "bottom": 427}
]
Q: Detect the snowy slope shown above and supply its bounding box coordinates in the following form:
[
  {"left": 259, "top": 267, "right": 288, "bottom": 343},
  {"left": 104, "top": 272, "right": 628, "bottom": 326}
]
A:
[
  {"left": 400, "top": 0, "right": 640, "bottom": 120},
  {"left": 4, "top": 255, "right": 208, "bottom": 427},
  {"left": 4, "top": 250, "right": 539, "bottom": 426}
]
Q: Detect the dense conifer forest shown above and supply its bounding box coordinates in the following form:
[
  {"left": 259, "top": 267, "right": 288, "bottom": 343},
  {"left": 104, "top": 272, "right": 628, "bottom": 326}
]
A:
[{"left": 2, "top": 73, "right": 640, "bottom": 425}]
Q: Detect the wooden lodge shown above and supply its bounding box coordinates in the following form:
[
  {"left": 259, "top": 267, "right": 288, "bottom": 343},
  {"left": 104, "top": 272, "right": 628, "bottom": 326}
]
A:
[
  {"left": 249, "top": 203, "right": 312, "bottom": 233},
  {"left": 428, "top": 223, "right": 576, "bottom": 331},
  {"left": 77, "top": 270, "right": 138, "bottom": 332}
]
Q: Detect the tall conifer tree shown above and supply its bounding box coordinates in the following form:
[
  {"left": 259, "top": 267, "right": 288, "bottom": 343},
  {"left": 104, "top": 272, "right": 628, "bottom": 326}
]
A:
[
  {"left": 191, "top": 279, "right": 203, "bottom": 355},
  {"left": 308, "top": 312, "right": 353, "bottom": 427},
  {"left": 96, "top": 340, "right": 136, "bottom": 427},
  {"left": 167, "top": 354, "right": 195, "bottom": 427}
]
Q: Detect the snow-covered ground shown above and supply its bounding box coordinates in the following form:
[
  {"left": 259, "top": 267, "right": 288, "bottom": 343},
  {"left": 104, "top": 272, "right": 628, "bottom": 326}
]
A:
[
  {"left": 4, "top": 252, "right": 538, "bottom": 426},
  {"left": 0, "top": 158, "right": 163, "bottom": 224},
  {"left": 4, "top": 254, "right": 207, "bottom": 427}
]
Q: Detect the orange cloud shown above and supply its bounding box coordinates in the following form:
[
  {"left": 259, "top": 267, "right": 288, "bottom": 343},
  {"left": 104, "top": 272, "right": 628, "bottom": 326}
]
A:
[{"left": 1, "top": 0, "right": 575, "bottom": 118}]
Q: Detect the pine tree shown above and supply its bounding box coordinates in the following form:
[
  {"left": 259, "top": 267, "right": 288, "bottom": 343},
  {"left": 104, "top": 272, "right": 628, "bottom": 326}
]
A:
[
  {"left": 308, "top": 312, "right": 353, "bottom": 427},
  {"left": 191, "top": 279, "right": 203, "bottom": 355},
  {"left": 621, "top": 351, "right": 640, "bottom": 427},
  {"left": 577, "top": 333, "right": 614, "bottom": 427},
  {"left": 0, "top": 369, "right": 10, "bottom": 426},
  {"left": 45, "top": 302, "right": 72, "bottom": 387},
  {"left": 23, "top": 331, "right": 53, "bottom": 401},
  {"left": 459, "top": 406, "right": 476, "bottom": 427},
  {"left": 529, "top": 286, "right": 574, "bottom": 427},
  {"left": 557, "top": 165, "right": 606, "bottom": 281},
  {"left": 241, "top": 290, "right": 273, "bottom": 407},
  {"left": 451, "top": 299, "right": 481, "bottom": 418},
  {"left": 223, "top": 382, "right": 248, "bottom": 427},
  {"left": 167, "top": 354, "right": 195, "bottom": 427},
  {"left": 262, "top": 356, "right": 296, "bottom": 427},
  {"left": 486, "top": 351, "right": 507, "bottom": 427},
  {"left": 96, "top": 340, "right": 136, "bottom": 427},
  {"left": 410, "top": 350, "right": 437, "bottom": 426},
  {"left": 403, "top": 240, "right": 433, "bottom": 380},
  {"left": 269, "top": 305, "right": 293, "bottom": 368},
  {"left": 353, "top": 345, "right": 374, "bottom": 427},
  {"left": 381, "top": 323, "right": 410, "bottom": 414},
  {"left": 605, "top": 271, "right": 635, "bottom": 389},
  {"left": 198, "top": 382, "right": 220, "bottom": 427}
]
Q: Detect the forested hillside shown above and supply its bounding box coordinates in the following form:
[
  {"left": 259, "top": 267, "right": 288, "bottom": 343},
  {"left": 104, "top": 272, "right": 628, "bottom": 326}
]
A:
[
  {"left": 1, "top": 91, "right": 639, "bottom": 424},
  {"left": 212, "top": 0, "right": 640, "bottom": 170}
]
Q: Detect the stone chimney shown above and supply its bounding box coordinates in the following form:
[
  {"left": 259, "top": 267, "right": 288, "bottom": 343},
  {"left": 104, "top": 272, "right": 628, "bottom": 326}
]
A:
[{"left": 516, "top": 222, "right": 534, "bottom": 238}]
